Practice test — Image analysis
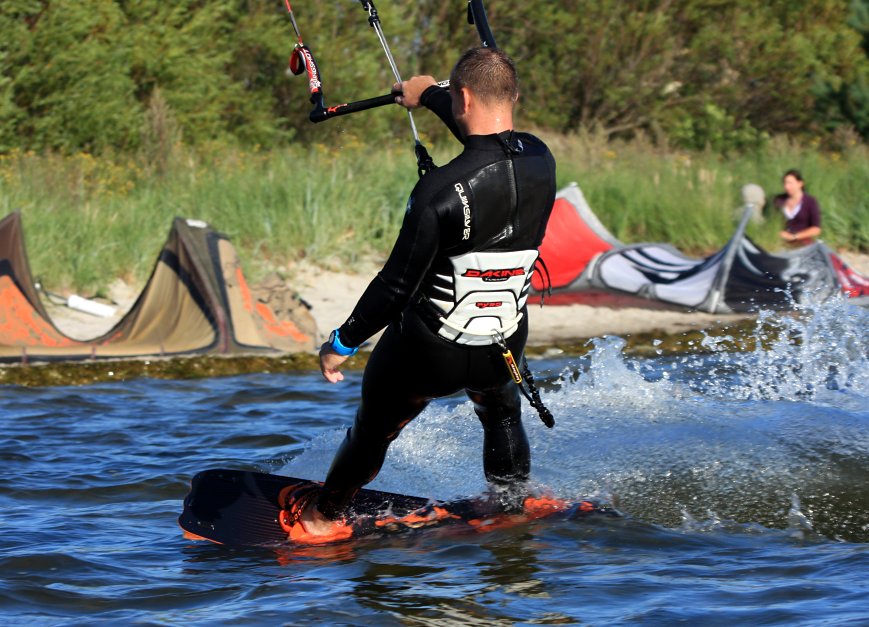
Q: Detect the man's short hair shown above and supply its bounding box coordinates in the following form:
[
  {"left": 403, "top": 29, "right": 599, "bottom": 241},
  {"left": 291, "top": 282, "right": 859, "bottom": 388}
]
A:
[{"left": 450, "top": 47, "right": 518, "bottom": 104}]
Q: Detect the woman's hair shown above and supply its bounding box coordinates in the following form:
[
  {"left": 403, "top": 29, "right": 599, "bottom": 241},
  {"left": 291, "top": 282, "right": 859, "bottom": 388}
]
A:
[
  {"left": 783, "top": 169, "right": 804, "bottom": 183},
  {"left": 450, "top": 47, "right": 518, "bottom": 104}
]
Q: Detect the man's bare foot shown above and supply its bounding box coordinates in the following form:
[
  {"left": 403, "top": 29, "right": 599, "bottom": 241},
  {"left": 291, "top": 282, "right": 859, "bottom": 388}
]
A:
[
  {"left": 277, "top": 486, "right": 354, "bottom": 543},
  {"left": 299, "top": 502, "right": 341, "bottom": 536}
]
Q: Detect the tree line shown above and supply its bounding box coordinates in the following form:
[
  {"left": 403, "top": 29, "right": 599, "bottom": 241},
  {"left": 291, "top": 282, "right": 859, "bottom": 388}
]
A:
[{"left": 1, "top": 0, "right": 868, "bottom": 156}]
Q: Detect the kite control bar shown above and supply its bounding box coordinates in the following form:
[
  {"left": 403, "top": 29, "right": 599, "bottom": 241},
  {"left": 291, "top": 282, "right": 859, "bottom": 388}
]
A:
[
  {"left": 284, "top": 1, "right": 497, "bottom": 176},
  {"left": 285, "top": 1, "right": 496, "bottom": 125}
]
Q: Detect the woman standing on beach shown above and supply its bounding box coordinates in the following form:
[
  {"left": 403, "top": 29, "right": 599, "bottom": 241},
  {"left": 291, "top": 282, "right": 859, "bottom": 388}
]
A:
[{"left": 775, "top": 169, "right": 822, "bottom": 246}]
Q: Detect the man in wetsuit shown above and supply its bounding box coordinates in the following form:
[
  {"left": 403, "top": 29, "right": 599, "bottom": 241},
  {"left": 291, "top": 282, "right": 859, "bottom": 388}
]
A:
[{"left": 298, "top": 47, "right": 557, "bottom": 538}]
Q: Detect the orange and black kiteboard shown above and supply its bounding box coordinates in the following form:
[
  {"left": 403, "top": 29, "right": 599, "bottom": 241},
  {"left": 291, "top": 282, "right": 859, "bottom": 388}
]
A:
[{"left": 179, "top": 468, "right": 620, "bottom": 547}]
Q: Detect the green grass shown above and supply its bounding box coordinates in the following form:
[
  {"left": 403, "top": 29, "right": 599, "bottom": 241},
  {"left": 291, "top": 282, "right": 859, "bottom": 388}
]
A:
[{"left": 1, "top": 133, "right": 866, "bottom": 295}]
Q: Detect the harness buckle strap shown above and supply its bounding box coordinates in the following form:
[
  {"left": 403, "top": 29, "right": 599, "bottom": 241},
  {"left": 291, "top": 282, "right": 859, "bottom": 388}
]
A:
[{"left": 435, "top": 311, "right": 524, "bottom": 344}]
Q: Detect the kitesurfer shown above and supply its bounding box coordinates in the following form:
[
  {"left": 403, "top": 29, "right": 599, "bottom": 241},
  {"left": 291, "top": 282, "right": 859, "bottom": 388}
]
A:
[{"left": 294, "top": 47, "right": 557, "bottom": 540}]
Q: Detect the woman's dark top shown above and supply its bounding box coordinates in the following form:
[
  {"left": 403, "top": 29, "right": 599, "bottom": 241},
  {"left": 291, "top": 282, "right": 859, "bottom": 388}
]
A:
[{"left": 775, "top": 193, "right": 822, "bottom": 234}]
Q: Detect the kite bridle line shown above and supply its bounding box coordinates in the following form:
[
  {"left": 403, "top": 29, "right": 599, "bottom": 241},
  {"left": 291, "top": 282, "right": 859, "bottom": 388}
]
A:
[
  {"left": 358, "top": 0, "right": 435, "bottom": 176},
  {"left": 282, "top": 1, "right": 497, "bottom": 176}
]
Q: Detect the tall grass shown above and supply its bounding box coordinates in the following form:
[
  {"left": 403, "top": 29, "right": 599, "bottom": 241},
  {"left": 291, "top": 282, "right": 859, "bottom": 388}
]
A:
[
  {"left": 0, "top": 133, "right": 866, "bottom": 295},
  {"left": 0, "top": 142, "right": 419, "bottom": 294}
]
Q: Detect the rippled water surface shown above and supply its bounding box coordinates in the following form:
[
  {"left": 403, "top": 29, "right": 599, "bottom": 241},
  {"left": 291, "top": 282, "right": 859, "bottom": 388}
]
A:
[{"left": 2, "top": 299, "right": 868, "bottom": 625}]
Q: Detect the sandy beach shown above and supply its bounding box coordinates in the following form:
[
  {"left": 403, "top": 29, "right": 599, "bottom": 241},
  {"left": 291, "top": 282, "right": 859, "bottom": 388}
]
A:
[
  {"left": 45, "top": 249, "right": 868, "bottom": 347},
  {"left": 285, "top": 261, "right": 753, "bottom": 347}
]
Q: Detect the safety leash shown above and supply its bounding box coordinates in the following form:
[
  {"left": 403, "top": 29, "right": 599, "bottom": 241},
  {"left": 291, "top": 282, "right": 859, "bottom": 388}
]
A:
[
  {"left": 494, "top": 331, "right": 555, "bottom": 428},
  {"left": 520, "top": 356, "right": 555, "bottom": 428}
]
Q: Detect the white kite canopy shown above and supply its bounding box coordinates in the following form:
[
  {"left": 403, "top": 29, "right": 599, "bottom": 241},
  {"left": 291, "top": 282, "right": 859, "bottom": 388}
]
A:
[
  {"left": 532, "top": 184, "right": 869, "bottom": 312},
  {"left": 0, "top": 213, "right": 316, "bottom": 363}
]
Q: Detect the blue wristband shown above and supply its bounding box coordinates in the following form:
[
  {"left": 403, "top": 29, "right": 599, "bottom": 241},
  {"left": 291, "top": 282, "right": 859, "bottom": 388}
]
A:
[{"left": 328, "top": 329, "right": 358, "bottom": 357}]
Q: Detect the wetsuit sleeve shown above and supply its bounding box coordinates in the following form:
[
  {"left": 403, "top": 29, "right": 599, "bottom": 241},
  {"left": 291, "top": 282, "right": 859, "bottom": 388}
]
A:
[
  {"left": 337, "top": 196, "right": 441, "bottom": 347},
  {"left": 420, "top": 85, "right": 463, "bottom": 143}
]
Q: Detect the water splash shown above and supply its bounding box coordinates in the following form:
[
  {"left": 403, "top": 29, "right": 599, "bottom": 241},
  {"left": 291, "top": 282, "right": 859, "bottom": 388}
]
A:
[
  {"left": 284, "top": 297, "right": 868, "bottom": 540},
  {"left": 787, "top": 493, "right": 815, "bottom": 540},
  {"left": 692, "top": 296, "right": 868, "bottom": 401}
]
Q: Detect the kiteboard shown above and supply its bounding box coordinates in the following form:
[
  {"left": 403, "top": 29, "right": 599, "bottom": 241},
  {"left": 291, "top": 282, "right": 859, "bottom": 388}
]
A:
[{"left": 179, "top": 468, "right": 620, "bottom": 547}]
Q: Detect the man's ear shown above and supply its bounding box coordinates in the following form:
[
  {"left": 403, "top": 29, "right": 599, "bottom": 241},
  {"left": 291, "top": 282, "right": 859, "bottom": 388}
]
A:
[{"left": 458, "top": 86, "right": 473, "bottom": 115}]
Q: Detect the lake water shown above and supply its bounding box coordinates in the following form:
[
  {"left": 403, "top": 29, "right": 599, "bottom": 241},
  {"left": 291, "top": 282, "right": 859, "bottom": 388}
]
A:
[{"left": 1, "top": 298, "right": 867, "bottom": 625}]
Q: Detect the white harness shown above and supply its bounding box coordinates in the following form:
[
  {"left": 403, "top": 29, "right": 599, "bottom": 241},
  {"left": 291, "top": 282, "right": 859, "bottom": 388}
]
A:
[{"left": 427, "top": 249, "right": 538, "bottom": 346}]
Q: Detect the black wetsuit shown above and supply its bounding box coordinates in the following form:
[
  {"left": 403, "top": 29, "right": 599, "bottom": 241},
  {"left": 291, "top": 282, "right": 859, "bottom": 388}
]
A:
[{"left": 317, "top": 87, "right": 557, "bottom": 519}]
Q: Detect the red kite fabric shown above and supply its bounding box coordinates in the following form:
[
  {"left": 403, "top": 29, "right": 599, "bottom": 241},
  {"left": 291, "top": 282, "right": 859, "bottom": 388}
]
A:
[{"left": 530, "top": 183, "right": 620, "bottom": 301}]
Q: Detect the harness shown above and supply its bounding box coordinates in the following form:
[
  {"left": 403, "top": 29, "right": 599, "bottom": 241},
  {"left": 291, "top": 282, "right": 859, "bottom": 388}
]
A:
[
  {"left": 418, "top": 248, "right": 555, "bottom": 429},
  {"left": 428, "top": 249, "right": 538, "bottom": 346}
]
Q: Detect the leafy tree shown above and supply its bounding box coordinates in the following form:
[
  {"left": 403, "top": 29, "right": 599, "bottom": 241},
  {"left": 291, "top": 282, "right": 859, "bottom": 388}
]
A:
[
  {"left": 829, "top": 0, "right": 869, "bottom": 136},
  {"left": 121, "top": 1, "right": 256, "bottom": 146},
  {"left": 849, "top": 0, "right": 869, "bottom": 52},
  {"left": 0, "top": 1, "right": 33, "bottom": 152},
  {"left": 1, "top": 0, "right": 868, "bottom": 154},
  {"left": 0, "top": 52, "right": 21, "bottom": 152},
  {"left": 3, "top": 0, "right": 139, "bottom": 152}
]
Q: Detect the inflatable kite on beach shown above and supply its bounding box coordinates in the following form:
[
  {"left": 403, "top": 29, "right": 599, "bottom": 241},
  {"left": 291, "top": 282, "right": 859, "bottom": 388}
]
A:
[
  {"left": 0, "top": 213, "right": 315, "bottom": 363},
  {"left": 532, "top": 183, "right": 869, "bottom": 312}
]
